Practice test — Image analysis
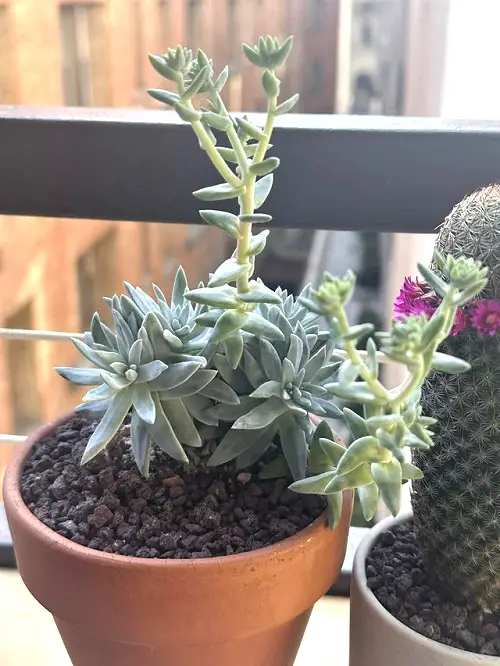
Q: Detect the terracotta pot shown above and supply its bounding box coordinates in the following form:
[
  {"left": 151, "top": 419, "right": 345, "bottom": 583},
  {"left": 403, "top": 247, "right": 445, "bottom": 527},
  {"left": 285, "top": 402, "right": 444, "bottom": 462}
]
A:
[
  {"left": 350, "top": 512, "right": 499, "bottom": 665},
  {"left": 4, "top": 413, "right": 353, "bottom": 666}
]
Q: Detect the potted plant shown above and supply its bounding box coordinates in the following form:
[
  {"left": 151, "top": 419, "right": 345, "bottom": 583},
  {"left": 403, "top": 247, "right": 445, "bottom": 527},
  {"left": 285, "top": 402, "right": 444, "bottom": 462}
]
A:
[
  {"left": 347, "top": 185, "right": 500, "bottom": 665},
  {"left": 2, "top": 33, "right": 484, "bottom": 666},
  {"left": 4, "top": 36, "right": 353, "bottom": 666}
]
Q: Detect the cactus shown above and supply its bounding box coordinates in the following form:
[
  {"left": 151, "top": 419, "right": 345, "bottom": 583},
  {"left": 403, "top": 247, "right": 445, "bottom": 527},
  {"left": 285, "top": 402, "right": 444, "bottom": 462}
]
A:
[{"left": 413, "top": 184, "right": 500, "bottom": 609}]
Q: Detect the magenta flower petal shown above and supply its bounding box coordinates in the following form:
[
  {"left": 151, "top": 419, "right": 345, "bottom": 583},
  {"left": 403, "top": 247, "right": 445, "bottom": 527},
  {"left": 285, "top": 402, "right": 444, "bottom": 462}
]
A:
[
  {"left": 470, "top": 300, "right": 500, "bottom": 337},
  {"left": 394, "top": 277, "right": 438, "bottom": 320},
  {"left": 450, "top": 308, "right": 468, "bottom": 336}
]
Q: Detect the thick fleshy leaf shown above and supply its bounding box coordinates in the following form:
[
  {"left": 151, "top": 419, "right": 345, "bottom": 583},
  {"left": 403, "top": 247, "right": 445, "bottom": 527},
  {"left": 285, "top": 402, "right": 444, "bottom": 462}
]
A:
[
  {"left": 110, "top": 362, "right": 128, "bottom": 376},
  {"left": 128, "top": 339, "right": 143, "bottom": 368},
  {"left": 131, "top": 384, "right": 156, "bottom": 424},
  {"left": 72, "top": 338, "right": 123, "bottom": 370},
  {"left": 314, "top": 363, "right": 340, "bottom": 384},
  {"left": 239, "top": 213, "right": 273, "bottom": 224},
  {"left": 185, "top": 285, "right": 239, "bottom": 309},
  {"left": 254, "top": 174, "right": 273, "bottom": 209},
  {"left": 249, "top": 157, "right": 280, "bottom": 177},
  {"left": 236, "top": 117, "right": 266, "bottom": 141},
  {"left": 343, "top": 407, "right": 369, "bottom": 441},
  {"left": 75, "top": 399, "right": 110, "bottom": 415},
  {"left": 250, "top": 380, "right": 282, "bottom": 399},
  {"left": 55, "top": 367, "right": 103, "bottom": 386},
  {"left": 326, "top": 382, "right": 380, "bottom": 404},
  {"left": 223, "top": 332, "right": 244, "bottom": 369},
  {"left": 157, "top": 369, "right": 217, "bottom": 399},
  {"left": 131, "top": 410, "right": 152, "bottom": 476},
  {"left": 200, "top": 377, "right": 240, "bottom": 404},
  {"left": 236, "top": 425, "right": 278, "bottom": 470},
  {"left": 211, "top": 309, "right": 247, "bottom": 343},
  {"left": 371, "top": 459, "right": 403, "bottom": 516},
  {"left": 275, "top": 93, "right": 300, "bottom": 116},
  {"left": 143, "top": 312, "right": 171, "bottom": 358},
  {"left": 208, "top": 258, "right": 249, "bottom": 288},
  {"left": 243, "top": 349, "right": 267, "bottom": 388},
  {"left": 161, "top": 398, "right": 202, "bottom": 447},
  {"left": 309, "top": 420, "right": 337, "bottom": 473},
  {"left": 206, "top": 396, "right": 258, "bottom": 422},
  {"left": 247, "top": 230, "right": 269, "bottom": 257},
  {"left": 278, "top": 412, "right": 308, "bottom": 481},
  {"left": 172, "top": 266, "right": 188, "bottom": 308},
  {"left": 91, "top": 313, "right": 112, "bottom": 348},
  {"left": 212, "top": 353, "right": 253, "bottom": 394},
  {"left": 82, "top": 384, "right": 115, "bottom": 403},
  {"left": 100, "top": 371, "right": 132, "bottom": 391},
  {"left": 336, "top": 436, "right": 387, "bottom": 475},
  {"left": 233, "top": 396, "right": 287, "bottom": 430},
  {"left": 431, "top": 352, "right": 470, "bottom": 375},
  {"left": 289, "top": 470, "right": 336, "bottom": 494},
  {"left": 199, "top": 210, "right": 240, "bottom": 238},
  {"left": 138, "top": 327, "right": 155, "bottom": 364},
  {"left": 208, "top": 426, "right": 270, "bottom": 466},
  {"left": 260, "top": 339, "right": 283, "bottom": 382},
  {"left": 81, "top": 389, "right": 133, "bottom": 464},
  {"left": 309, "top": 397, "right": 343, "bottom": 419},
  {"left": 183, "top": 394, "right": 218, "bottom": 426},
  {"left": 326, "top": 463, "right": 374, "bottom": 492},
  {"left": 148, "top": 362, "right": 203, "bottom": 391},
  {"left": 358, "top": 483, "right": 379, "bottom": 522},
  {"left": 281, "top": 358, "right": 295, "bottom": 386},
  {"left": 286, "top": 334, "right": 304, "bottom": 374},
  {"left": 193, "top": 183, "right": 245, "bottom": 202},
  {"left": 146, "top": 394, "right": 189, "bottom": 463},
  {"left": 326, "top": 492, "right": 344, "bottom": 529},
  {"left": 237, "top": 281, "right": 281, "bottom": 305},
  {"left": 401, "top": 462, "right": 424, "bottom": 481},
  {"left": 319, "top": 438, "right": 346, "bottom": 466},
  {"left": 338, "top": 359, "right": 361, "bottom": 384},
  {"left": 136, "top": 360, "right": 169, "bottom": 384}
]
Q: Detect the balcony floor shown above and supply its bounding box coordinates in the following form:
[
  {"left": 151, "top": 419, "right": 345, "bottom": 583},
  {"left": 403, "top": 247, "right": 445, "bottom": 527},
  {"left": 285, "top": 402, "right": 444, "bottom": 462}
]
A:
[{"left": 0, "top": 568, "right": 349, "bottom": 665}]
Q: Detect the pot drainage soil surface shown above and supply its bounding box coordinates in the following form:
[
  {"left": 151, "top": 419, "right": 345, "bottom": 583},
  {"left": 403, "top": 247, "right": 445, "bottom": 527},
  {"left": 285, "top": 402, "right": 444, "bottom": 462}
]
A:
[
  {"left": 20, "top": 416, "right": 325, "bottom": 559},
  {"left": 367, "top": 521, "right": 500, "bottom": 656}
]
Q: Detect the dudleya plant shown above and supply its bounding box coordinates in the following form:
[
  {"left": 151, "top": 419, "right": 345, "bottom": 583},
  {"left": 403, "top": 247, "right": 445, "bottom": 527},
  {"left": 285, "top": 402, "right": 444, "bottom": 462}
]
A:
[{"left": 55, "top": 35, "right": 488, "bottom": 532}]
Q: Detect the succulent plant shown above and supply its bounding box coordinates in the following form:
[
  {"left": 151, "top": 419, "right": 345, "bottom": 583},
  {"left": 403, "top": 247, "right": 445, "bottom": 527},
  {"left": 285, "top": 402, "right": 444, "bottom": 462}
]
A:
[
  {"left": 413, "top": 184, "right": 500, "bottom": 609},
  {"left": 289, "top": 254, "right": 488, "bottom": 527}
]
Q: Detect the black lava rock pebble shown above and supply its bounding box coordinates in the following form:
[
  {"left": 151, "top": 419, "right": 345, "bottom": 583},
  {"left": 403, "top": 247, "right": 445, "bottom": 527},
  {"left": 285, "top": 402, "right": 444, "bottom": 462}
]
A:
[
  {"left": 367, "top": 521, "right": 500, "bottom": 656},
  {"left": 20, "top": 417, "right": 325, "bottom": 560}
]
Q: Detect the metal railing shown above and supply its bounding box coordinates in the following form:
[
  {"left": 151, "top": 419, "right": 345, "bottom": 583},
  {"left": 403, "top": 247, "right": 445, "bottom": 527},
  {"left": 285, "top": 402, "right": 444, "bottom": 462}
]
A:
[{"left": 1, "top": 107, "right": 500, "bottom": 446}]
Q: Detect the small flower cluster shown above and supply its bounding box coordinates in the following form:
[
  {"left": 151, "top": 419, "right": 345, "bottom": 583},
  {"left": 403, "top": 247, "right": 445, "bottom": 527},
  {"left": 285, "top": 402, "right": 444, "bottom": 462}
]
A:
[{"left": 394, "top": 277, "right": 500, "bottom": 337}]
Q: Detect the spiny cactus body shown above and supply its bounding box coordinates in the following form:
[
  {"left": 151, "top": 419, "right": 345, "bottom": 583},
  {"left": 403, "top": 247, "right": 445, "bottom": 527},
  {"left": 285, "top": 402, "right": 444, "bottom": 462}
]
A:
[{"left": 414, "top": 184, "right": 500, "bottom": 610}]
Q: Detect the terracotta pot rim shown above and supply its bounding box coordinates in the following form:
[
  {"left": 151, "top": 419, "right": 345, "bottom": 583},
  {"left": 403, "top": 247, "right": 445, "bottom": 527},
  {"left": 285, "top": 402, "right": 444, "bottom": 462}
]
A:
[
  {"left": 5, "top": 411, "right": 336, "bottom": 572},
  {"left": 354, "top": 511, "right": 498, "bottom": 661}
]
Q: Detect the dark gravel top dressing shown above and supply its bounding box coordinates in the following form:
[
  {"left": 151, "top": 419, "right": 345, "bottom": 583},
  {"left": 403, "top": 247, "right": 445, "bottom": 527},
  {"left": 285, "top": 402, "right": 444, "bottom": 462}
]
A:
[
  {"left": 20, "top": 416, "right": 325, "bottom": 559},
  {"left": 367, "top": 521, "right": 500, "bottom": 656}
]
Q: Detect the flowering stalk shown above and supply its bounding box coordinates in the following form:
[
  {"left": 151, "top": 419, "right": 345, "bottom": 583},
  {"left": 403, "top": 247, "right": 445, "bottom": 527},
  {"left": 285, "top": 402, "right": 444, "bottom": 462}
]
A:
[{"left": 291, "top": 252, "right": 489, "bottom": 526}]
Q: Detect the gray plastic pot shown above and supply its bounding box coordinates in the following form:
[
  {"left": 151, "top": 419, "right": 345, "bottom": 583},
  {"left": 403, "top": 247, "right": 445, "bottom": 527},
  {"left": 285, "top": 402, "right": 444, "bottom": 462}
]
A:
[{"left": 350, "top": 512, "right": 500, "bottom": 665}]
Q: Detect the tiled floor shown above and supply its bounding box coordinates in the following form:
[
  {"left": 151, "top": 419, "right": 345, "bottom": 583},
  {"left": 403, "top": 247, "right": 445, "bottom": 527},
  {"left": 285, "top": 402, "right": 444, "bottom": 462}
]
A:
[{"left": 0, "top": 568, "right": 349, "bottom": 665}]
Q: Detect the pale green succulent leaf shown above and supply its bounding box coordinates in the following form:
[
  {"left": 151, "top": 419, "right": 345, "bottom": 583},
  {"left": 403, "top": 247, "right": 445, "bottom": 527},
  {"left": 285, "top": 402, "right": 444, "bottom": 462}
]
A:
[
  {"left": 100, "top": 371, "right": 132, "bottom": 391},
  {"left": 235, "top": 424, "right": 278, "bottom": 470},
  {"left": 365, "top": 338, "right": 378, "bottom": 376},
  {"left": 161, "top": 398, "right": 202, "bottom": 448},
  {"left": 143, "top": 312, "right": 171, "bottom": 358},
  {"left": 401, "top": 462, "right": 424, "bottom": 480},
  {"left": 148, "top": 361, "right": 202, "bottom": 391},
  {"left": 254, "top": 174, "right": 274, "bottom": 209},
  {"left": 247, "top": 230, "right": 270, "bottom": 257},
  {"left": 172, "top": 266, "right": 189, "bottom": 307},
  {"left": 431, "top": 352, "right": 470, "bottom": 374},
  {"left": 260, "top": 338, "right": 283, "bottom": 381},
  {"left": 286, "top": 334, "right": 303, "bottom": 373},
  {"left": 278, "top": 411, "right": 308, "bottom": 480},
  {"left": 326, "top": 382, "right": 381, "bottom": 404},
  {"left": 72, "top": 338, "right": 123, "bottom": 370},
  {"left": 146, "top": 394, "right": 189, "bottom": 463},
  {"left": 326, "top": 463, "right": 374, "bottom": 492},
  {"left": 82, "top": 383, "right": 115, "bottom": 403},
  {"left": 185, "top": 285, "right": 239, "bottom": 309},
  {"left": 310, "top": 397, "right": 343, "bottom": 419},
  {"left": 343, "top": 407, "right": 369, "bottom": 440},
  {"left": 358, "top": 483, "right": 379, "bottom": 521},
  {"left": 223, "top": 332, "right": 244, "bottom": 369},
  {"left": 199, "top": 210, "right": 240, "bottom": 238},
  {"left": 249, "top": 157, "right": 280, "bottom": 177},
  {"left": 239, "top": 213, "right": 273, "bottom": 224},
  {"left": 233, "top": 396, "right": 287, "bottom": 430},
  {"left": 309, "top": 420, "right": 336, "bottom": 472},
  {"left": 289, "top": 470, "right": 337, "bottom": 494},
  {"left": 236, "top": 117, "right": 266, "bottom": 141},
  {"left": 136, "top": 360, "right": 169, "bottom": 384},
  {"left": 242, "top": 312, "right": 284, "bottom": 340},
  {"left": 126, "top": 339, "right": 142, "bottom": 368},
  {"left": 147, "top": 87, "right": 179, "bottom": 104},
  {"left": 281, "top": 357, "right": 295, "bottom": 385},
  {"left": 343, "top": 323, "right": 375, "bottom": 342},
  {"left": 206, "top": 395, "right": 258, "bottom": 422},
  {"left": 275, "top": 93, "right": 300, "bottom": 116},
  {"left": 250, "top": 380, "right": 282, "bottom": 399},
  {"left": 193, "top": 183, "right": 245, "bottom": 202},
  {"left": 326, "top": 492, "right": 344, "bottom": 529},
  {"left": 212, "top": 352, "right": 253, "bottom": 394},
  {"left": 319, "top": 437, "right": 346, "bottom": 466},
  {"left": 338, "top": 359, "right": 361, "bottom": 384},
  {"left": 56, "top": 367, "right": 103, "bottom": 386},
  {"left": 200, "top": 376, "right": 240, "bottom": 404},
  {"left": 208, "top": 258, "right": 250, "bottom": 288},
  {"left": 131, "top": 384, "right": 156, "bottom": 424},
  {"left": 183, "top": 394, "right": 218, "bottom": 426},
  {"left": 242, "top": 43, "right": 265, "bottom": 67},
  {"left": 336, "top": 436, "right": 386, "bottom": 475},
  {"left": 371, "top": 459, "right": 402, "bottom": 516},
  {"left": 303, "top": 346, "right": 327, "bottom": 382},
  {"left": 211, "top": 309, "right": 247, "bottom": 343},
  {"left": 208, "top": 426, "right": 270, "bottom": 466},
  {"left": 237, "top": 281, "right": 281, "bottom": 304},
  {"left": 81, "top": 389, "right": 133, "bottom": 464},
  {"left": 243, "top": 349, "right": 267, "bottom": 388},
  {"left": 130, "top": 410, "right": 152, "bottom": 476},
  {"left": 157, "top": 369, "right": 217, "bottom": 399}
]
